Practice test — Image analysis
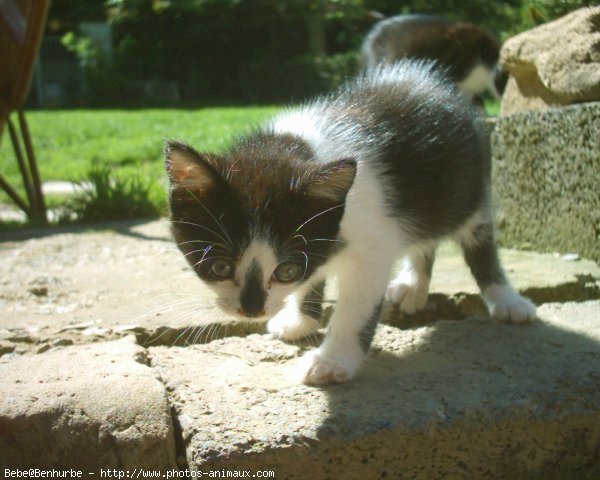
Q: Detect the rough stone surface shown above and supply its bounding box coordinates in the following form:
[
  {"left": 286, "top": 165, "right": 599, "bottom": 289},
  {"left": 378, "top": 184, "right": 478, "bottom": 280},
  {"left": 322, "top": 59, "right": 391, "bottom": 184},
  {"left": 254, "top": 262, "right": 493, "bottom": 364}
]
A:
[
  {"left": 0, "top": 220, "right": 249, "bottom": 355},
  {"left": 1, "top": 220, "right": 598, "bottom": 354},
  {"left": 500, "top": 7, "right": 600, "bottom": 115},
  {"left": 1, "top": 219, "right": 599, "bottom": 472},
  {"left": 490, "top": 102, "right": 600, "bottom": 262},
  {"left": 150, "top": 301, "right": 600, "bottom": 478},
  {"left": 0, "top": 336, "right": 178, "bottom": 469}
]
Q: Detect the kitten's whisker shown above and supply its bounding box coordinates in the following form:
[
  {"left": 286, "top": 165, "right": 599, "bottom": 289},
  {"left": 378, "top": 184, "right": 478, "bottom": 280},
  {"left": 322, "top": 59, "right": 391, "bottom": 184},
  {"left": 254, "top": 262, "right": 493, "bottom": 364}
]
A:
[
  {"left": 175, "top": 239, "right": 232, "bottom": 252},
  {"left": 203, "top": 322, "right": 218, "bottom": 344},
  {"left": 293, "top": 204, "right": 344, "bottom": 235},
  {"left": 170, "top": 220, "right": 234, "bottom": 253},
  {"left": 300, "top": 251, "right": 309, "bottom": 280},
  {"left": 210, "top": 323, "right": 222, "bottom": 343},
  {"left": 195, "top": 323, "right": 210, "bottom": 344},
  {"left": 174, "top": 326, "right": 194, "bottom": 347},
  {"left": 147, "top": 320, "right": 194, "bottom": 347},
  {"left": 306, "top": 238, "right": 345, "bottom": 244},
  {"left": 301, "top": 308, "right": 323, "bottom": 317},
  {"left": 188, "top": 320, "right": 214, "bottom": 344},
  {"left": 181, "top": 247, "right": 213, "bottom": 260},
  {"left": 183, "top": 187, "right": 236, "bottom": 249},
  {"left": 308, "top": 331, "right": 322, "bottom": 349},
  {"left": 298, "top": 299, "right": 337, "bottom": 306},
  {"left": 131, "top": 299, "right": 214, "bottom": 324},
  {"left": 281, "top": 233, "right": 308, "bottom": 250},
  {"left": 192, "top": 324, "right": 208, "bottom": 345}
]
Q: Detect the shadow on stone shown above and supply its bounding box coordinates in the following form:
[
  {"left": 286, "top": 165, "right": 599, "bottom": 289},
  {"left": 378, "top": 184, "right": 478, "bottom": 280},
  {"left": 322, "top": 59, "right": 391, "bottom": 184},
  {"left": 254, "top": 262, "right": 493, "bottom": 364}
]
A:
[
  {"left": 0, "top": 218, "right": 171, "bottom": 243},
  {"left": 311, "top": 311, "right": 600, "bottom": 478}
]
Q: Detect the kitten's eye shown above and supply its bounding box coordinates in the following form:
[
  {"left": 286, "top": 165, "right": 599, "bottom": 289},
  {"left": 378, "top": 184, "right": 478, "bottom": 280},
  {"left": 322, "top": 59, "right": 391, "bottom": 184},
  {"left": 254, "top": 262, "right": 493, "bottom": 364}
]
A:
[
  {"left": 273, "top": 263, "right": 302, "bottom": 283},
  {"left": 210, "top": 259, "right": 234, "bottom": 279}
]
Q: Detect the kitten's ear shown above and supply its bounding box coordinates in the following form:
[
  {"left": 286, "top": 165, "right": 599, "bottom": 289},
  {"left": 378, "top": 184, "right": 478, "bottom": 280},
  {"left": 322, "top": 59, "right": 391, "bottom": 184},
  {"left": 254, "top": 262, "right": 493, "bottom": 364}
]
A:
[
  {"left": 305, "top": 159, "right": 357, "bottom": 203},
  {"left": 164, "top": 140, "right": 222, "bottom": 194}
]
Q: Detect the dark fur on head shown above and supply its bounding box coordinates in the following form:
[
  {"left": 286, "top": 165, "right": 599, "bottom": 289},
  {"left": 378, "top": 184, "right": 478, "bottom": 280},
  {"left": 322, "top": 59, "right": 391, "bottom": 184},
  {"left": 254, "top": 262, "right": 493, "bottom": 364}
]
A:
[{"left": 165, "top": 135, "right": 355, "bottom": 285}]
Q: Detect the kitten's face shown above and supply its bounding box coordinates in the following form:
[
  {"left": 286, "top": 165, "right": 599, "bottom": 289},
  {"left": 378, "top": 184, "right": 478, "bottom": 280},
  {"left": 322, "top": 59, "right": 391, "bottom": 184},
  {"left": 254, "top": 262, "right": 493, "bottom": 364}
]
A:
[{"left": 165, "top": 139, "right": 355, "bottom": 319}]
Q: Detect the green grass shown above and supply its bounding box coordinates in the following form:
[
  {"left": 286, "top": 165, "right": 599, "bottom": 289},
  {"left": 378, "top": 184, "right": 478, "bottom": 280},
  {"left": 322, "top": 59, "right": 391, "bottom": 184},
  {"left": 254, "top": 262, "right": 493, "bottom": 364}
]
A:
[
  {"left": 0, "top": 107, "right": 280, "bottom": 222},
  {"left": 1, "top": 102, "right": 499, "bottom": 227},
  {"left": 484, "top": 98, "right": 500, "bottom": 117}
]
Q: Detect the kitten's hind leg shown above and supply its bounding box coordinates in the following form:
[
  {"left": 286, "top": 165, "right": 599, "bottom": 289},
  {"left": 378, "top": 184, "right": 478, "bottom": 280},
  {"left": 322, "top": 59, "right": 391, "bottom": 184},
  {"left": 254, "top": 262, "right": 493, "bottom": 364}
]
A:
[
  {"left": 459, "top": 219, "right": 536, "bottom": 323},
  {"left": 267, "top": 282, "right": 324, "bottom": 341},
  {"left": 386, "top": 245, "right": 436, "bottom": 314}
]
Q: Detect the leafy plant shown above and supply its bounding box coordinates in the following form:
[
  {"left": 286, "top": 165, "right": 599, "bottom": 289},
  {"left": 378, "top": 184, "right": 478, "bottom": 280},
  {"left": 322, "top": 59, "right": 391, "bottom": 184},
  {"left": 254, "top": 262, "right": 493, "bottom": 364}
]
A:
[{"left": 63, "top": 166, "right": 166, "bottom": 223}]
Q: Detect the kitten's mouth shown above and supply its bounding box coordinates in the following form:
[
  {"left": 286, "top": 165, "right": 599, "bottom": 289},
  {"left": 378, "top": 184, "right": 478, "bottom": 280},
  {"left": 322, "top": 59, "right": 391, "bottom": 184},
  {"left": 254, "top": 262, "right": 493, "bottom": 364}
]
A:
[{"left": 236, "top": 308, "right": 267, "bottom": 319}]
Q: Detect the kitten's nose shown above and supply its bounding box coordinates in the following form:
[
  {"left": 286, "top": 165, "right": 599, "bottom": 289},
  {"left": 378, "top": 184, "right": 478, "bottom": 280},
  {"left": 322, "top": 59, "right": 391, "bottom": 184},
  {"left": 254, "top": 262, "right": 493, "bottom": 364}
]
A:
[{"left": 239, "top": 260, "right": 267, "bottom": 318}]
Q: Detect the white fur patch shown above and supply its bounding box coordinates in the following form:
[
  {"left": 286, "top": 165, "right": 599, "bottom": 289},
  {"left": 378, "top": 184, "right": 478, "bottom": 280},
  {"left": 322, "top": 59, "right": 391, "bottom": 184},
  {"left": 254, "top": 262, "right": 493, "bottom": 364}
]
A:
[
  {"left": 272, "top": 102, "right": 412, "bottom": 385},
  {"left": 267, "top": 303, "right": 321, "bottom": 341},
  {"left": 236, "top": 239, "right": 278, "bottom": 286},
  {"left": 298, "top": 345, "right": 364, "bottom": 385},
  {"left": 271, "top": 108, "right": 324, "bottom": 149},
  {"left": 458, "top": 64, "right": 495, "bottom": 97},
  {"left": 483, "top": 283, "right": 537, "bottom": 323},
  {"left": 386, "top": 254, "right": 432, "bottom": 314},
  {"left": 452, "top": 209, "right": 489, "bottom": 247}
]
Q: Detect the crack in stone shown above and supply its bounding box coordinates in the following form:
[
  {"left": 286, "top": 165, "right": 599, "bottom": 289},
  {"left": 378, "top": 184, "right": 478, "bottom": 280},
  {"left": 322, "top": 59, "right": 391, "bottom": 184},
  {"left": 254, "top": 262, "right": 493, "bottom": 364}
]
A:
[
  {"left": 143, "top": 348, "right": 190, "bottom": 472},
  {"left": 134, "top": 321, "right": 267, "bottom": 348},
  {"left": 130, "top": 278, "right": 600, "bottom": 347}
]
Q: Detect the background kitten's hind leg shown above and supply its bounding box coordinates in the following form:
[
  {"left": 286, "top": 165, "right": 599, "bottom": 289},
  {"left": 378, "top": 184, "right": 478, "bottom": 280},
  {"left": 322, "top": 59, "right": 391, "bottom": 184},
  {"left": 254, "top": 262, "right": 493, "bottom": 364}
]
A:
[
  {"left": 267, "top": 282, "right": 324, "bottom": 341},
  {"left": 386, "top": 246, "right": 436, "bottom": 314},
  {"left": 459, "top": 219, "right": 536, "bottom": 323}
]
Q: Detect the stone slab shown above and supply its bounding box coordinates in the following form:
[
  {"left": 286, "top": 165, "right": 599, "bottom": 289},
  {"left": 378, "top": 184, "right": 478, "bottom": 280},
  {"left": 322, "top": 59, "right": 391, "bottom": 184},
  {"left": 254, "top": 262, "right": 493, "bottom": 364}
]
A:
[
  {"left": 1, "top": 220, "right": 598, "bottom": 353},
  {"left": 428, "top": 243, "right": 599, "bottom": 297},
  {"left": 151, "top": 300, "right": 600, "bottom": 478},
  {"left": 0, "top": 220, "right": 230, "bottom": 354},
  {"left": 0, "top": 336, "right": 178, "bottom": 469}
]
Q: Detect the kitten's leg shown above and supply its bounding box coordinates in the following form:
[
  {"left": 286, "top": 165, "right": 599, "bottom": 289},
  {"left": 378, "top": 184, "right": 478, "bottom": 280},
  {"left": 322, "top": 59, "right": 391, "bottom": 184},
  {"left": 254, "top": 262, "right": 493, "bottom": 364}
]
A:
[
  {"left": 300, "top": 250, "right": 392, "bottom": 385},
  {"left": 267, "top": 282, "right": 324, "bottom": 341},
  {"left": 460, "top": 220, "right": 536, "bottom": 323},
  {"left": 386, "top": 245, "right": 436, "bottom": 314}
]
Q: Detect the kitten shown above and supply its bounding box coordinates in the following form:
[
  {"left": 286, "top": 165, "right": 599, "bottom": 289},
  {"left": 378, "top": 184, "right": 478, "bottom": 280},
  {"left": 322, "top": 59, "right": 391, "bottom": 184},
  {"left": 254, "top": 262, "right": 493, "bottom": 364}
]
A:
[
  {"left": 361, "top": 14, "right": 507, "bottom": 99},
  {"left": 165, "top": 60, "right": 535, "bottom": 385}
]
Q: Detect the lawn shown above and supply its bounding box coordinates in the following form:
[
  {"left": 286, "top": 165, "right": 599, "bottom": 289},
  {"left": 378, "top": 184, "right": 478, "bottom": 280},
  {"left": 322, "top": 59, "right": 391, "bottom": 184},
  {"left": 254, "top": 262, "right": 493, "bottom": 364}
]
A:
[
  {"left": 1, "top": 101, "right": 499, "bottom": 225},
  {"left": 0, "top": 107, "right": 280, "bottom": 214}
]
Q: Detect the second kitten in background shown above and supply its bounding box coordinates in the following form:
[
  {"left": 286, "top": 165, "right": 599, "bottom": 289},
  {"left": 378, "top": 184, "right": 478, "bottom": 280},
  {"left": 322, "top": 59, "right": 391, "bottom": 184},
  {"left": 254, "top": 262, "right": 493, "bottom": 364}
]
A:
[{"left": 361, "top": 14, "right": 508, "bottom": 100}]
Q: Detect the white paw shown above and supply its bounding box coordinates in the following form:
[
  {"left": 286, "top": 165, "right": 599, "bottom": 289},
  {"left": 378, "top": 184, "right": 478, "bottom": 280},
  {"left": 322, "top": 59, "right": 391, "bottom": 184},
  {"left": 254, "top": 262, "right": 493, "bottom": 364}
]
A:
[
  {"left": 297, "top": 348, "right": 363, "bottom": 385},
  {"left": 385, "top": 277, "right": 429, "bottom": 314},
  {"left": 267, "top": 310, "right": 321, "bottom": 341},
  {"left": 484, "top": 284, "right": 536, "bottom": 323}
]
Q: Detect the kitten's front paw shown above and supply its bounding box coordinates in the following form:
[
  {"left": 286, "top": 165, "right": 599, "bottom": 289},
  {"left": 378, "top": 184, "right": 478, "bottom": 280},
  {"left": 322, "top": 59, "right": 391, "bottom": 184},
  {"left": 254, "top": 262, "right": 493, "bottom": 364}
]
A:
[
  {"left": 268, "top": 310, "right": 321, "bottom": 341},
  {"left": 484, "top": 285, "right": 536, "bottom": 323},
  {"left": 386, "top": 277, "right": 429, "bottom": 314},
  {"left": 298, "top": 348, "right": 362, "bottom": 385},
  {"left": 490, "top": 295, "right": 536, "bottom": 323}
]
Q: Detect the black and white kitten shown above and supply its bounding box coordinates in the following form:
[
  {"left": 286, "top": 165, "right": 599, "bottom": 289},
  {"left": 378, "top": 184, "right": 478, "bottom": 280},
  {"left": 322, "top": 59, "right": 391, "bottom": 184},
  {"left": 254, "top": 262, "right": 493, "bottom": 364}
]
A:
[
  {"left": 165, "top": 60, "right": 535, "bottom": 385},
  {"left": 361, "top": 14, "right": 507, "bottom": 99}
]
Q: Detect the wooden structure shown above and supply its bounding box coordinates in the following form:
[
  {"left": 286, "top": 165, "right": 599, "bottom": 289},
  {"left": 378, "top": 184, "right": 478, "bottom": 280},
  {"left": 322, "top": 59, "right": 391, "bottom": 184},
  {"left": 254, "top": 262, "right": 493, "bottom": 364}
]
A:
[{"left": 0, "top": 0, "right": 50, "bottom": 223}]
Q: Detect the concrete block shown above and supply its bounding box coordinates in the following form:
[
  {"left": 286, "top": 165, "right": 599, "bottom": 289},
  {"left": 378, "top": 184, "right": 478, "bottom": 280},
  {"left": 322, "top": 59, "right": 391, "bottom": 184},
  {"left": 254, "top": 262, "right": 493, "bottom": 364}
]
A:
[
  {"left": 150, "top": 301, "right": 600, "bottom": 478},
  {"left": 491, "top": 102, "right": 600, "bottom": 262},
  {"left": 0, "top": 337, "right": 178, "bottom": 469}
]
